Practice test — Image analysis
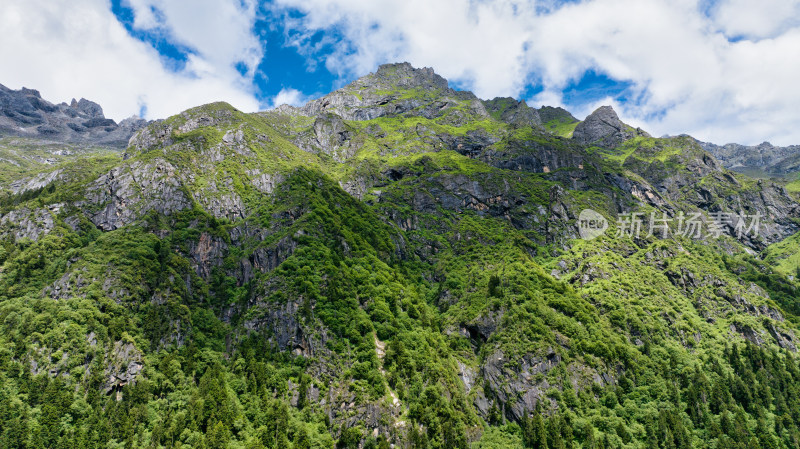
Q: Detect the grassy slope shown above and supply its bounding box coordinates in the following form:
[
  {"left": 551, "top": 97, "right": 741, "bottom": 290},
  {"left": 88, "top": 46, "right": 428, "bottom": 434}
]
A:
[
  {"left": 543, "top": 118, "right": 579, "bottom": 138},
  {"left": 0, "top": 137, "right": 120, "bottom": 189},
  {"left": 786, "top": 176, "right": 800, "bottom": 193},
  {"left": 765, "top": 231, "right": 800, "bottom": 277},
  {"left": 1, "top": 93, "right": 800, "bottom": 449}
]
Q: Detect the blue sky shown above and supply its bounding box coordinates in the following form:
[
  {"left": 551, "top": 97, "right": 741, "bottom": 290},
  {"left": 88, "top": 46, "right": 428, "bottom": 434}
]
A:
[
  {"left": 107, "top": 0, "right": 632, "bottom": 112},
  {"left": 109, "top": 0, "right": 340, "bottom": 106},
  {"left": 2, "top": 0, "right": 800, "bottom": 145},
  {"left": 104, "top": 0, "right": 660, "bottom": 116}
]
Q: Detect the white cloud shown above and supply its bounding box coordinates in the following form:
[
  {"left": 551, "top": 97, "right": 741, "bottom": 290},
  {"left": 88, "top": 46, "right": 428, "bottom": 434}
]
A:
[
  {"left": 287, "top": 0, "right": 541, "bottom": 100},
  {"left": 272, "top": 0, "right": 800, "bottom": 145},
  {"left": 0, "top": 0, "right": 260, "bottom": 121},
  {"left": 267, "top": 87, "right": 312, "bottom": 108},
  {"left": 711, "top": 0, "right": 800, "bottom": 40},
  {"left": 529, "top": 0, "right": 800, "bottom": 145},
  {"left": 123, "top": 0, "right": 263, "bottom": 77}
]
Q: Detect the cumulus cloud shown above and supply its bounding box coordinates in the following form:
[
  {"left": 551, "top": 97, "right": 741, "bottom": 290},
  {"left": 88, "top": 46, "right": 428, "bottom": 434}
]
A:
[
  {"left": 123, "top": 0, "right": 263, "bottom": 77},
  {"left": 0, "top": 0, "right": 260, "bottom": 121},
  {"left": 267, "top": 87, "right": 312, "bottom": 109},
  {"left": 272, "top": 0, "right": 800, "bottom": 145},
  {"left": 272, "top": 0, "right": 538, "bottom": 100},
  {"left": 710, "top": 0, "right": 800, "bottom": 40}
]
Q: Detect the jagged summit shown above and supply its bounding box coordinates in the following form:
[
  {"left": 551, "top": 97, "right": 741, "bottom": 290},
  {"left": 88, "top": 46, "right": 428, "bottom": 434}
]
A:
[
  {"left": 270, "top": 63, "right": 584, "bottom": 136},
  {"left": 372, "top": 62, "right": 450, "bottom": 91},
  {"left": 538, "top": 105, "right": 578, "bottom": 124},
  {"left": 572, "top": 105, "right": 649, "bottom": 148},
  {"left": 699, "top": 138, "right": 800, "bottom": 176},
  {"left": 289, "top": 62, "right": 487, "bottom": 122},
  {"left": 277, "top": 62, "right": 577, "bottom": 132},
  {"left": 69, "top": 98, "right": 105, "bottom": 118},
  {"left": 482, "top": 97, "right": 542, "bottom": 128},
  {"left": 0, "top": 83, "right": 146, "bottom": 147}
]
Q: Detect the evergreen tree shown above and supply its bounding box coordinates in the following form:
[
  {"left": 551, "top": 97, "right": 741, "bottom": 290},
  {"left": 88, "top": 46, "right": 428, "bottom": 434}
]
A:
[
  {"left": 530, "top": 413, "right": 548, "bottom": 449},
  {"left": 547, "top": 416, "right": 565, "bottom": 449}
]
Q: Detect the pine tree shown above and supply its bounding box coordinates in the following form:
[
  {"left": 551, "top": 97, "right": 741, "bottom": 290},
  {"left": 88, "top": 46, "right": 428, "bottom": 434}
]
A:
[
  {"left": 547, "top": 416, "right": 565, "bottom": 449},
  {"left": 295, "top": 426, "right": 311, "bottom": 449},
  {"left": 297, "top": 374, "right": 310, "bottom": 410},
  {"left": 583, "top": 422, "right": 597, "bottom": 449},
  {"left": 409, "top": 426, "right": 429, "bottom": 449},
  {"left": 615, "top": 423, "right": 631, "bottom": 444},
  {"left": 755, "top": 418, "right": 779, "bottom": 449},
  {"left": 337, "top": 425, "right": 361, "bottom": 449},
  {"left": 205, "top": 420, "right": 231, "bottom": 449},
  {"left": 522, "top": 409, "right": 548, "bottom": 449},
  {"left": 562, "top": 415, "right": 574, "bottom": 449},
  {"left": 645, "top": 418, "right": 658, "bottom": 449},
  {"left": 531, "top": 412, "right": 548, "bottom": 449}
]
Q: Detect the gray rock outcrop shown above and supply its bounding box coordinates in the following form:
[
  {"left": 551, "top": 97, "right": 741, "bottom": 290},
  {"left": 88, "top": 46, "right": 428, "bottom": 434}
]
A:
[
  {"left": 284, "top": 62, "right": 489, "bottom": 122},
  {"left": 0, "top": 83, "right": 147, "bottom": 147},
  {"left": 699, "top": 139, "right": 800, "bottom": 177},
  {"left": 482, "top": 97, "right": 542, "bottom": 127},
  {"left": 572, "top": 105, "right": 649, "bottom": 148}
]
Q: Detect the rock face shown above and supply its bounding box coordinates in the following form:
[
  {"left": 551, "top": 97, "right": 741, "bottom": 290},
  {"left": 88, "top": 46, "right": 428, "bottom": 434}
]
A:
[
  {"left": 572, "top": 105, "right": 649, "bottom": 148},
  {"left": 102, "top": 341, "right": 144, "bottom": 395},
  {"left": 0, "top": 83, "right": 147, "bottom": 147},
  {"left": 482, "top": 97, "right": 542, "bottom": 127},
  {"left": 307, "top": 113, "right": 358, "bottom": 162},
  {"left": 479, "top": 348, "right": 610, "bottom": 421},
  {"left": 699, "top": 139, "right": 800, "bottom": 176},
  {"left": 83, "top": 159, "right": 192, "bottom": 230},
  {"left": 0, "top": 204, "right": 62, "bottom": 241},
  {"left": 538, "top": 106, "right": 578, "bottom": 124},
  {"left": 285, "top": 62, "right": 489, "bottom": 122},
  {"left": 613, "top": 136, "right": 800, "bottom": 248}
]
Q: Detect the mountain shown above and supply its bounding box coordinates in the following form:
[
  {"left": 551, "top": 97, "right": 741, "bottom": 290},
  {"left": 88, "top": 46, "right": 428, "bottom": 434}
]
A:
[
  {"left": 699, "top": 139, "right": 800, "bottom": 179},
  {"left": 572, "top": 105, "right": 650, "bottom": 148},
  {"left": 0, "top": 83, "right": 147, "bottom": 147},
  {"left": 1, "top": 63, "right": 800, "bottom": 449}
]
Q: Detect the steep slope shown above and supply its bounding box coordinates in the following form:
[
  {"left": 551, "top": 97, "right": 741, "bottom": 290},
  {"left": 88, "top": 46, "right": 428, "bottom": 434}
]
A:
[{"left": 1, "top": 64, "right": 800, "bottom": 449}]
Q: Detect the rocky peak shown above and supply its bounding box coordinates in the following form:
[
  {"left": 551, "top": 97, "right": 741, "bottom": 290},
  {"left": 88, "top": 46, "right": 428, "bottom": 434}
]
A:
[
  {"left": 572, "top": 105, "right": 649, "bottom": 148},
  {"left": 0, "top": 83, "right": 147, "bottom": 148},
  {"left": 20, "top": 87, "right": 42, "bottom": 98},
  {"left": 295, "top": 62, "right": 487, "bottom": 121},
  {"left": 372, "top": 62, "right": 450, "bottom": 91},
  {"left": 700, "top": 138, "right": 800, "bottom": 176},
  {"left": 483, "top": 97, "right": 542, "bottom": 127},
  {"left": 76, "top": 98, "right": 104, "bottom": 118},
  {"left": 537, "top": 106, "right": 578, "bottom": 124}
]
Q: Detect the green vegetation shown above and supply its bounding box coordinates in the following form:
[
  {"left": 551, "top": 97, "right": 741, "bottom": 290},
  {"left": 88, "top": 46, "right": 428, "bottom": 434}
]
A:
[
  {"left": 786, "top": 176, "right": 800, "bottom": 194},
  {"left": 594, "top": 136, "right": 696, "bottom": 167},
  {"left": 0, "top": 137, "right": 120, "bottom": 204},
  {"left": 1, "top": 77, "right": 800, "bottom": 449},
  {"left": 543, "top": 118, "right": 579, "bottom": 138},
  {"left": 765, "top": 232, "right": 800, "bottom": 278}
]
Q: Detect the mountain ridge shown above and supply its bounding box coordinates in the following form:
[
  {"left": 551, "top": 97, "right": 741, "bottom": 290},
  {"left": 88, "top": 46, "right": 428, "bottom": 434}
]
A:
[
  {"left": 0, "top": 83, "right": 147, "bottom": 148},
  {"left": 0, "top": 63, "right": 800, "bottom": 449},
  {"left": 698, "top": 139, "right": 800, "bottom": 179}
]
